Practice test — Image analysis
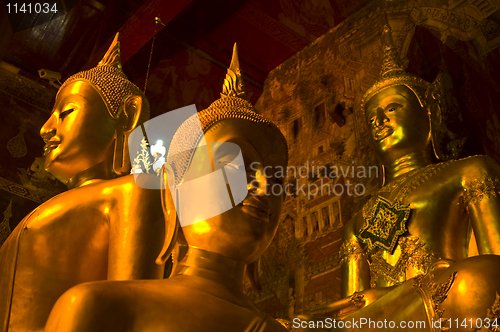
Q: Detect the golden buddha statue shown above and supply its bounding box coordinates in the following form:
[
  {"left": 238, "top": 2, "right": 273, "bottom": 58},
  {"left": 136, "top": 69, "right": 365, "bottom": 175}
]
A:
[
  {"left": 307, "top": 24, "right": 500, "bottom": 331},
  {"left": 43, "top": 44, "right": 289, "bottom": 332},
  {"left": 0, "top": 34, "right": 165, "bottom": 332}
]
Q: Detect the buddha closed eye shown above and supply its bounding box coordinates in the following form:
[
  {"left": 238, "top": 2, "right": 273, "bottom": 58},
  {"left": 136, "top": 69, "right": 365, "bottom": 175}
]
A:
[{"left": 59, "top": 109, "right": 74, "bottom": 120}]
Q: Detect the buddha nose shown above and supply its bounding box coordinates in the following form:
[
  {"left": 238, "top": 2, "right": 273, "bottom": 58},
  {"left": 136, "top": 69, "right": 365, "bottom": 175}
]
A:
[
  {"left": 40, "top": 114, "right": 56, "bottom": 142},
  {"left": 375, "top": 107, "right": 389, "bottom": 127}
]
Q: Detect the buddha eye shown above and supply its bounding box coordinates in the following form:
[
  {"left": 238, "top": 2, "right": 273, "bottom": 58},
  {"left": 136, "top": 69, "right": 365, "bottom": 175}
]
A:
[
  {"left": 385, "top": 104, "right": 400, "bottom": 112},
  {"left": 59, "top": 109, "right": 74, "bottom": 120}
]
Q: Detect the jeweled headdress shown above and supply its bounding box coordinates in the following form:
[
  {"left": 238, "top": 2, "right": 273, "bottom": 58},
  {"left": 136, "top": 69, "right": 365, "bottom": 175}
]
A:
[
  {"left": 167, "top": 43, "right": 289, "bottom": 184},
  {"left": 360, "top": 24, "right": 429, "bottom": 113},
  {"left": 58, "top": 33, "right": 150, "bottom": 125}
]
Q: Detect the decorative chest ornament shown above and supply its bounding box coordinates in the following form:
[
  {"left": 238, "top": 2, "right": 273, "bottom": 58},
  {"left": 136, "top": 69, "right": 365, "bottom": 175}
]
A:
[{"left": 358, "top": 196, "right": 411, "bottom": 252}]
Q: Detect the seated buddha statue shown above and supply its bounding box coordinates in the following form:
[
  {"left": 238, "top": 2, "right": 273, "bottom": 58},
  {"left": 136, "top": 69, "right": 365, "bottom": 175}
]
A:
[
  {"left": 43, "top": 44, "right": 289, "bottom": 332},
  {"left": 308, "top": 24, "right": 500, "bottom": 331},
  {"left": 0, "top": 34, "right": 165, "bottom": 332}
]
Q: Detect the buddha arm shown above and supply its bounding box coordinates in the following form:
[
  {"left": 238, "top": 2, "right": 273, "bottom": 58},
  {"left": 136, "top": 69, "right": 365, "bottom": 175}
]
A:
[
  {"left": 340, "top": 213, "right": 370, "bottom": 298},
  {"left": 464, "top": 156, "right": 500, "bottom": 255},
  {"left": 107, "top": 175, "right": 165, "bottom": 279}
]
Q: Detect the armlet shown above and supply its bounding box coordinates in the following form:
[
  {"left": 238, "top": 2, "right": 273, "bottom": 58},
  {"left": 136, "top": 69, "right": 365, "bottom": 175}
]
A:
[
  {"left": 463, "top": 175, "right": 500, "bottom": 205},
  {"left": 339, "top": 238, "right": 366, "bottom": 265}
]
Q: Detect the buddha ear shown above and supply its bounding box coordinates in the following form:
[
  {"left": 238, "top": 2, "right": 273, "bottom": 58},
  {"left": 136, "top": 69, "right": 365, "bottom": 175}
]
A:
[
  {"left": 113, "top": 95, "right": 143, "bottom": 175},
  {"left": 426, "top": 72, "right": 466, "bottom": 161},
  {"left": 156, "top": 164, "right": 180, "bottom": 266},
  {"left": 121, "top": 95, "right": 142, "bottom": 131},
  {"left": 426, "top": 80, "right": 443, "bottom": 160}
]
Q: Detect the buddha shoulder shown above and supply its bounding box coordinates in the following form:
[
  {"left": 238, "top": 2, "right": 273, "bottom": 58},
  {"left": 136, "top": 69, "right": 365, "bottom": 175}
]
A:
[
  {"left": 68, "top": 174, "right": 161, "bottom": 205},
  {"left": 44, "top": 280, "right": 161, "bottom": 332},
  {"left": 84, "top": 173, "right": 160, "bottom": 194},
  {"left": 452, "top": 155, "right": 500, "bottom": 182},
  {"left": 46, "top": 280, "right": 199, "bottom": 332},
  {"left": 46, "top": 279, "right": 287, "bottom": 332},
  {"left": 424, "top": 155, "right": 500, "bottom": 191},
  {"left": 29, "top": 174, "right": 161, "bottom": 224},
  {"left": 394, "top": 155, "right": 500, "bottom": 196}
]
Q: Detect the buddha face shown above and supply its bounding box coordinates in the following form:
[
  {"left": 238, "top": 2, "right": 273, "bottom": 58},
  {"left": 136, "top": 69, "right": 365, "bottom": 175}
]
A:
[
  {"left": 364, "top": 85, "right": 431, "bottom": 163},
  {"left": 175, "top": 119, "right": 287, "bottom": 265},
  {"left": 40, "top": 81, "right": 117, "bottom": 183}
]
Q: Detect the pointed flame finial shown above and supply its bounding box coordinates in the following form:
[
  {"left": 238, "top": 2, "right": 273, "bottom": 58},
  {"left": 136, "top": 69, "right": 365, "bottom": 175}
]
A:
[
  {"left": 98, "top": 33, "right": 122, "bottom": 70},
  {"left": 379, "top": 23, "right": 405, "bottom": 79},
  {"left": 221, "top": 43, "right": 247, "bottom": 99}
]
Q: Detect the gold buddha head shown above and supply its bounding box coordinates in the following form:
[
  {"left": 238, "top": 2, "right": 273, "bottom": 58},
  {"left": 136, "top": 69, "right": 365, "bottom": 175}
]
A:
[
  {"left": 361, "top": 24, "right": 466, "bottom": 164},
  {"left": 158, "top": 44, "right": 288, "bottom": 269},
  {"left": 40, "top": 33, "right": 149, "bottom": 185}
]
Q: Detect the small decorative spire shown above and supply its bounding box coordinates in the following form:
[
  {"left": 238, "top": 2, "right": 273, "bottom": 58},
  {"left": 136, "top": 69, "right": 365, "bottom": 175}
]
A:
[
  {"left": 221, "top": 43, "right": 247, "bottom": 99},
  {"left": 379, "top": 24, "right": 405, "bottom": 79},
  {"left": 98, "top": 33, "right": 122, "bottom": 70}
]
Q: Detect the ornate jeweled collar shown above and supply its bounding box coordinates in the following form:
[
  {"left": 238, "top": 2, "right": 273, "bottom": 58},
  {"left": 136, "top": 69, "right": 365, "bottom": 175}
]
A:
[{"left": 358, "top": 160, "right": 454, "bottom": 252}]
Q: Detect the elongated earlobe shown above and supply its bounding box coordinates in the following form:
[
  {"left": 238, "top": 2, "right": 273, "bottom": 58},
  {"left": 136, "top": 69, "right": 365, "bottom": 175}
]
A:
[
  {"left": 156, "top": 165, "right": 180, "bottom": 265},
  {"left": 113, "top": 95, "right": 142, "bottom": 175}
]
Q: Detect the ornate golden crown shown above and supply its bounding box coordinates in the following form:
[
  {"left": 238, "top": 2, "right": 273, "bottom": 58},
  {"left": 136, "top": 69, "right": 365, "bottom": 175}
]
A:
[{"left": 360, "top": 24, "right": 430, "bottom": 113}]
